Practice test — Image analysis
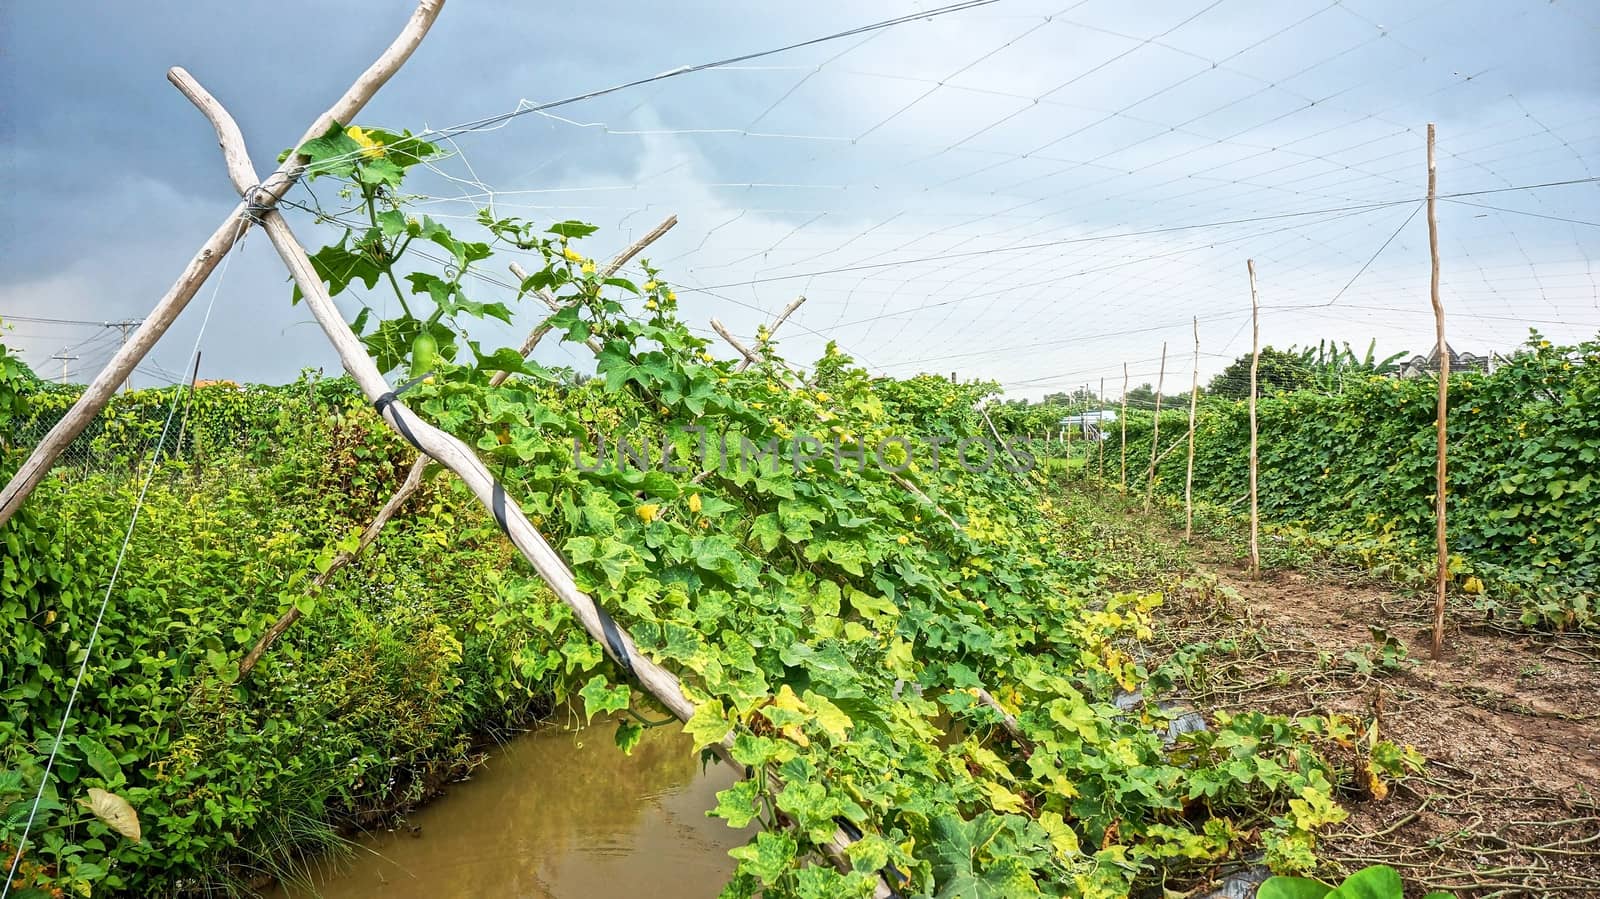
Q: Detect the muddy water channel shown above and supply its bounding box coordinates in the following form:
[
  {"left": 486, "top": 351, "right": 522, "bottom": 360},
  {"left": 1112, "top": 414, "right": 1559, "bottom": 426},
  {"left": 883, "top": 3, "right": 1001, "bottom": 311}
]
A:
[{"left": 277, "top": 719, "right": 747, "bottom": 898}]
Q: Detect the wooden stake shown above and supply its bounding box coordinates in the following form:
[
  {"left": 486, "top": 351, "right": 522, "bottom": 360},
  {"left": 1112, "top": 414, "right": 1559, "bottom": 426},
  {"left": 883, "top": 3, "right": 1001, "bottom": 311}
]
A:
[
  {"left": 1247, "top": 259, "right": 1261, "bottom": 578},
  {"left": 1145, "top": 341, "right": 1166, "bottom": 512},
  {"left": 0, "top": 0, "right": 445, "bottom": 527},
  {"left": 1098, "top": 376, "right": 1105, "bottom": 481},
  {"left": 1064, "top": 409, "right": 1073, "bottom": 476},
  {"left": 1427, "top": 123, "right": 1450, "bottom": 659},
  {"left": 1120, "top": 363, "right": 1129, "bottom": 492},
  {"left": 1185, "top": 317, "right": 1200, "bottom": 540},
  {"left": 711, "top": 318, "right": 760, "bottom": 365}
]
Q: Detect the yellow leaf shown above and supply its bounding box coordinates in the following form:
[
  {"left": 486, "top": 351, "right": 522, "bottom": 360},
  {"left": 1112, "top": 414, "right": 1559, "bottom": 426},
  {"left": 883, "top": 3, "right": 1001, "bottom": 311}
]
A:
[
  {"left": 771, "top": 684, "right": 807, "bottom": 714},
  {"left": 1038, "top": 811, "right": 1082, "bottom": 859},
  {"left": 803, "top": 690, "right": 853, "bottom": 741},
  {"left": 81, "top": 787, "right": 141, "bottom": 843},
  {"left": 979, "top": 779, "right": 1027, "bottom": 813}
]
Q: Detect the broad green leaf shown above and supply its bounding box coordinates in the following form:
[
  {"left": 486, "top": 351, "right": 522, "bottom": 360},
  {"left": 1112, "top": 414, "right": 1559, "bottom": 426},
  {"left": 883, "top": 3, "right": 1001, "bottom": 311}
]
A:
[{"left": 76, "top": 736, "right": 121, "bottom": 783}]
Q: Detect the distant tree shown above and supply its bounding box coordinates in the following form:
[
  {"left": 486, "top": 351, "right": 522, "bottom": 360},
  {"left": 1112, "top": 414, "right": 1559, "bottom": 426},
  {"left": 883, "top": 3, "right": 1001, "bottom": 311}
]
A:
[
  {"left": 1207, "top": 347, "right": 1311, "bottom": 398},
  {"left": 1124, "top": 383, "right": 1157, "bottom": 408},
  {"left": 1287, "top": 338, "right": 1408, "bottom": 391}
]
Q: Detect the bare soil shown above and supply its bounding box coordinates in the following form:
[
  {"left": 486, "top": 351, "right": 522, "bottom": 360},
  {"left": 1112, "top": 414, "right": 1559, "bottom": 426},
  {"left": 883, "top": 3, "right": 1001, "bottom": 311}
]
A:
[
  {"left": 1201, "top": 563, "right": 1600, "bottom": 897},
  {"left": 1078, "top": 489, "right": 1600, "bottom": 897}
]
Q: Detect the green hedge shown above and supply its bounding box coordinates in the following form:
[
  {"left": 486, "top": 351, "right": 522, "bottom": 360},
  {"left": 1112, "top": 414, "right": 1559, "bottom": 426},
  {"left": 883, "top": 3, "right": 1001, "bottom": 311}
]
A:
[
  {"left": 5, "top": 373, "right": 363, "bottom": 471},
  {"left": 1116, "top": 334, "right": 1599, "bottom": 628},
  {"left": 1, "top": 370, "right": 566, "bottom": 894}
]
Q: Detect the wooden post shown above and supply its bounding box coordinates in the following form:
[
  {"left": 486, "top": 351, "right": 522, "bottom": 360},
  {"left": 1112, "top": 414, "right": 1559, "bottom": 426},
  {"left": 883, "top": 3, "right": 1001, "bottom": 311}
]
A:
[
  {"left": 173, "top": 351, "right": 203, "bottom": 461},
  {"left": 174, "top": 76, "right": 887, "bottom": 893},
  {"left": 1247, "top": 259, "right": 1261, "bottom": 577},
  {"left": 1427, "top": 123, "right": 1450, "bottom": 659},
  {"left": 0, "top": 0, "right": 445, "bottom": 528},
  {"left": 711, "top": 318, "right": 760, "bottom": 365},
  {"left": 1185, "top": 317, "right": 1200, "bottom": 540},
  {"left": 1145, "top": 341, "right": 1166, "bottom": 512},
  {"left": 1098, "top": 376, "right": 1105, "bottom": 481},
  {"left": 1064, "top": 412, "right": 1073, "bottom": 476},
  {"left": 1120, "top": 363, "right": 1129, "bottom": 492}
]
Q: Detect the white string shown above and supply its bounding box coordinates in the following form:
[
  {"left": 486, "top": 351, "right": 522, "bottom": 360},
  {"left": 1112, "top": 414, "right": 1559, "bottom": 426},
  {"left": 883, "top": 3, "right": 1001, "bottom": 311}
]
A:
[{"left": 1, "top": 221, "right": 247, "bottom": 898}]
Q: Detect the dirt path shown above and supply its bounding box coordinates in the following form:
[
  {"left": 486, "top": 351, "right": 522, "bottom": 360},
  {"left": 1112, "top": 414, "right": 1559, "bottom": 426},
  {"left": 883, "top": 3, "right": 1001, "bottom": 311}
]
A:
[
  {"left": 1056, "top": 486, "right": 1600, "bottom": 897},
  {"left": 1170, "top": 544, "right": 1600, "bottom": 897}
]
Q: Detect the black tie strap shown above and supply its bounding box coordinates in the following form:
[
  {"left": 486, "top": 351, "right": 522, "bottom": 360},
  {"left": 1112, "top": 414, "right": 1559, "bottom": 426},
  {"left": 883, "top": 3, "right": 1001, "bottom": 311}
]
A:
[
  {"left": 373, "top": 371, "right": 434, "bottom": 453},
  {"left": 594, "top": 603, "right": 634, "bottom": 677}
]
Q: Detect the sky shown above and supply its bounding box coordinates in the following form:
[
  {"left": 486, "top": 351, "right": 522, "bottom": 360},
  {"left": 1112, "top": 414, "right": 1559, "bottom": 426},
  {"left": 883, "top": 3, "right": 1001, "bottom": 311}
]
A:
[{"left": 2, "top": 0, "right": 1597, "bottom": 399}]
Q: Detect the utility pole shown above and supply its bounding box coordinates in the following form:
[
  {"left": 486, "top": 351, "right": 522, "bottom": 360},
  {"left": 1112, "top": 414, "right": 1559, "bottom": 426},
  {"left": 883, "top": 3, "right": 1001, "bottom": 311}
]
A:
[
  {"left": 49, "top": 351, "right": 79, "bottom": 385},
  {"left": 105, "top": 319, "right": 144, "bottom": 391}
]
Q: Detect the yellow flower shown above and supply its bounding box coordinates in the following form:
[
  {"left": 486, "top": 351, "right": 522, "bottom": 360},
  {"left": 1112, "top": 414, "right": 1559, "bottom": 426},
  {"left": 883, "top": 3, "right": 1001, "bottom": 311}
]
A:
[
  {"left": 688, "top": 494, "right": 702, "bottom": 514},
  {"left": 701, "top": 352, "right": 714, "bottom": 363},
  {"left": 645, "top": 299, "right": 658, "bottom": 310},
  {"left": 581, "top": 260, "right": 596, "bottom": 275},
  {"left": 644, "top": 280, "right": 658, "bottom": 291},
  {"left": 636, "top": 503, "right": 660, "bottom": 523},
  {"left": 815, "top": 391, "right": 831, "bottom": 402},
  {"left": 666, "top": 290, "right": 677, "bottom": 302},
  {"left": 562, "top": 245, "right": 583, "bottom": 263},
  {"left": 346, "top": 125, "right": 384, "bottom": 159},
  {"left": 897, "top": 535, "right": 909, "bottom": 545}
]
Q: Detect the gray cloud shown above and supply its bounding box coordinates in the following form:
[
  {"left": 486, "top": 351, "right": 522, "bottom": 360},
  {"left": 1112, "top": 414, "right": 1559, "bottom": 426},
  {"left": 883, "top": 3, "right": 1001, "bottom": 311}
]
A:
[{"left": 3, "top": 0, "right": 1596, "bottom": 395}]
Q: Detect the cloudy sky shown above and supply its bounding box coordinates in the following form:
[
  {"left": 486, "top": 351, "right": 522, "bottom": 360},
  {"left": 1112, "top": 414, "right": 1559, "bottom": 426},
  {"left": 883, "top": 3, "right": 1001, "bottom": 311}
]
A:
[{"left": 2, "top": 0, "right": 1597, "bottom": 398}]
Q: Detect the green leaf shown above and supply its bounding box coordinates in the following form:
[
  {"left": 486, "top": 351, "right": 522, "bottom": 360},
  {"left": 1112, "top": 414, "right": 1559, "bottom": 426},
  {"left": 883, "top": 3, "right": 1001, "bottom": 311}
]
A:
[
  {"left": 614, "top": 720, "right": 644, "bottom": 755},
  {"left": 548, "top": 220, "right": 601, "bottom": 239},
  {"left": 847, "top": 589, "right": 898, "bottom": 623},
  {"left": 750, "top": 513, "right": 782, "bottom": 552},
  {"left": 1327, "top": 865, "right": 1404, "bottom": 899},
  {"left": 1258, "top": 876, "right": 1334, "bottom": 899},
  {"left": 578, "top": 674, "right": 631, "bottom": 722},
  {"left": 729, "top": 831, "right": 797, "bottom": 886},
  {"left": 927, "top": 813, "right": 1037, "bottom": 898},
  {"left": 76, "top": 736, "right": 121, "bottom": 784},
  {"left": 712, "top": 779, "right": 762, "bottom": 828},
  {"left": 683, "top": 701, "right": 732, "bottom": 751}
]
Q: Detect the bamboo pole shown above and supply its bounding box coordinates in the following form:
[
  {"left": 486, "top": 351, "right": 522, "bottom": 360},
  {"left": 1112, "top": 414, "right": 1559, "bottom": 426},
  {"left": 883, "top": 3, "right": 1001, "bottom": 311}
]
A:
[
  {"left": 711, "top": 318, "right": 760, "bottom": 365},
  {"left": 1247, "top": 259, "right": 1261, "bottom": 578},
  {"left": 0, "top": 0, "right": 446, "bottom": 528},
  {"left": 749, "top": 296, "right": 807, "bottom": 371},
  {"left": 1098, "top": 377, "right": 1105, "bottom": 481},
  {"left": 1145, "top": 341, "right": 1166, "bottom": 512},
  {"left": 1119, "top": 364, "right": 1128, "bottom": 492},
  {"left": 1064, "top": 412, "right": 1073, "bottom": 476},
  {"left": 175, "top": 78, "right": 887, "bottom": 893},
  {"left": 1185, "top": 318, "right": 1200, "bottom": 540},
  {"left": 1427, "top": 123, "right": 1450, "bottom": 660}
]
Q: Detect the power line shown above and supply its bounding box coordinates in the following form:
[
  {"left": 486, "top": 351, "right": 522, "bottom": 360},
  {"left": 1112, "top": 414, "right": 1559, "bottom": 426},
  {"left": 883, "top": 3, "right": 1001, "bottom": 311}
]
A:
[{"left": 675, "top": 177, "right": 1600, "bottom": 293}]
